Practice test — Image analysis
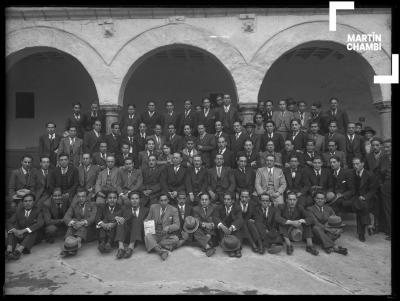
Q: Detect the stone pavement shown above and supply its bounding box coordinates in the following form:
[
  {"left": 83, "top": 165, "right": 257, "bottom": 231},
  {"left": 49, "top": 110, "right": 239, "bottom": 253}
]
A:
[{"left": 4, "top": 216, "right": 391, "bottom": 295}]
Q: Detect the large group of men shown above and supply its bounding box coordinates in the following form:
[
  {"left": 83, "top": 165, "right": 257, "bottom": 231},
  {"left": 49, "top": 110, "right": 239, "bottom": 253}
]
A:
[{"left": 6, "top": 94, "right": 391, "bottom": 262}]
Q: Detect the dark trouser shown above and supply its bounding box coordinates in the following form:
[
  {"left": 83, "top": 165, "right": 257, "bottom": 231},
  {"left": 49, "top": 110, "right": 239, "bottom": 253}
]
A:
[
  {"left": 98, "top": 228, "right": 117, "bottom": 244},
  {"left": 184, "top": 228, "right": 211, "bottom": 249},
  {"left": 255, "top": 222, "right": 283, "bottom": 247},
  {"left": 218, "top": 229, "right": 243, "bottom": 249},
  {"left": 115, "top": 217, "right": 144, "bottom": 244},
  {"left": 45, "top": 224, "right": 67, "bottom": 240},
  {"left": 311, "top": 225, "right": 335, "bottom": 249},
  {"left": 381, "top": 182, "right": 391, "bottom": 235},
  {"left": 240, "top": 220, "right": 259, "bottom": 246},
  {"left": 330, "top": 196, "right": 353, "bottom": 215},
  {"left": 279, "top": 224, "right": 312, "bottom": 240},
  {"left": 7, "top": 231, "right": 38, "bottom": 251},
  {"left": 351, "top": 197, "right": 371, "bottom": 235},
  {"left": 66, "top": 226, "right": 88, "bottom": 241}
]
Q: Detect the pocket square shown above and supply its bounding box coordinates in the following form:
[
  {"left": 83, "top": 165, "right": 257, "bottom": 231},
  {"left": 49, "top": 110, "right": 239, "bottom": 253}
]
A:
[{"left": 342, "top": 181, "right": 346, "bottom": 183}]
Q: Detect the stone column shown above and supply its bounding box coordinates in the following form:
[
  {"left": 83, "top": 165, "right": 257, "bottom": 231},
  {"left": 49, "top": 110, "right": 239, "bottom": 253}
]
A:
[
  {"left": 239, "top": 103, "right": 258, "bottom": 125},
  {"left": 374, "top": 101, "right": 391, "bottom": 139},
  {"left": 101, "top": 104, "right": 122, "bottom": 135}
]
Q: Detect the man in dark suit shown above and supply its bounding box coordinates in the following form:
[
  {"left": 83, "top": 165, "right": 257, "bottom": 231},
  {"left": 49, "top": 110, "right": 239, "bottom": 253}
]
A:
[
  {"left": 233, "top": 156, "right": 257, "bottom": 201},
  {"left": 176, "top": 192, "right": 193, "bottom": 230},
  {"left": 119, "top": 104, "right": 139, "bottom": 135},
  {"left": 139, "top": 101, "right": 163, "bottom": 136},
  {"left": 281, "top": 139, "right": 304, "bottom": 169},
  {"left": 186, "top": 155, "right": 208, "bottom": 205},
  {"left": 61, "top": 188, "right": 97, "bottom": 257},
  {"left": 166, "top": 123, "right": 184, "bottom": 154},
  {"left": 83, "top": 119, "right": 103, "bottom": 155},
  {"left": 115, "top": 191, "right": 149, "bottom": 259},
  {"left": 95, "top": 155, "right": 123, "bottom": 205},
  {"left": 214, "top": 136, "right": 235, "bottom": 168},
  {"left": 120, "top": 125, "right": 139, "bottom": 164},
  {"left": 84, "top": 103, "right": 105, "bottom": 133},
  {"left": 148, "top": 124, "right": 166, "bottom": 153},
  {"left": 208, "top": 154, "right": 236, "bottom": 206},
  {"left": 288, "top": 119, "right": 307, "bottom": 152},
  {"left": 95, "top": 190, "right": 124, "bottom": 253},
  {"left": 216, "top": 192, "right": 243, "bottom": 257},
  {"left": 161, "top": 152, "right": 186, "bottom": 206},
  {"left": 302, "top": 139, "right": 321, "bottom": 170},
  {"left": 42, "top": 187, "right": 69, "bottom": 243},
  {"left": 115, "top": 143, "right": 136, "bottom": 168},
  {"left": 350, "top": 157, "right": 378, "bottom": 242},
  {"left": 325, "top": 98, "right": 349, "bottom": 134},
  {"left": 293, "top": 100, "right": 311, "bottom": 132},
  {"left": 49, "top": 153, "right": 79, "bottom": 207},
  {"left": 324, "top": 120, "right": 346, "bottom": 152},
  {"left": 196, "top": 124, "right": 216, "bottom": 168},
  {"left": 365, "top": 138, "right": 384, "bottom": 172},
  {"left": 135, "top": 122, "right": 149, "bottom": 152},
  {"left": 308, "top": 121, "right": 325, "bottom": 153},
  {"left": 104, "top": 122, "right": 122, "bottom": 156},
  {"left": 177, "top": 100, "right": 198, "bottom": 136},
  {"left": 322, "top": 140, "right": 347, "bottom": 169},
  {"left": 345, "top": 122, "right": 365, "bottom": 168},
  {"left": 138, "top": 138, "right": 161, "bottom": 171},
  {"left": 309, "top": 101, "right": 328, "bottom": 135},
  {"left": 261, "top": 120, "right": 285, "bottom": 153},
  {"left": 6, "top": 193, "right": 44, "bottom": 260},
  {"left": 236, "top": 139, "right": 260, "bottom": 169},
  {"left": 377, "top": 140, "right": 391, "bottom": 240},
  {"left": 272, "top": 99, "right": 295, "bottom": 140},
  {"left": 198, "top": 97, "right": 217, "bottom": 134},
  {"left": 34, "top": 155, "right": 54, "bottom": 208},
  {"left": 57, "top": 126, "right": 83, "bottom": 168},
  {"left": 65, "top": 102, "right": 86, "bottom": 139},
  {"left": 230, "top": 121, "right": 247, "bottom": 157},
  {"left": 216, "top": 94, "right": 240, "bottom": 135},
  {"left": 141, "top": 155, "right": 163, "bottom": 207},
  {"left": 38, "top": 121, "right": 62, "bottom": 166},
  {"left": 92, "top": 141, "right": 112, "bottom": 170},
  {"left": 244, "top": 123, "right": 261, "bottom": 153},
  {"left": 119, "top": 157, "right": 143, "bottom": 205},
  {"left": 161, "top": 101, "right": 179, "bottom": 136},
  {"left": 275, "top": 192, "right": 318, "bottom": 256},
  {"left": 214, "top": 120, "right": 231, "bottom": 150},
  {"left": 262, "top": 100, "right": 275, "bottom": 122}
]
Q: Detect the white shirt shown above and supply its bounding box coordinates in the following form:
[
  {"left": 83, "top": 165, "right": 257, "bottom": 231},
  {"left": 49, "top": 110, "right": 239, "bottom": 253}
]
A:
[
  {"left": 219, "top": 148, "right": 226, "bottom": 155},
  {"left": 69, "top": 137, "right": 76, "bottom": 145},
  {"left": 235, "top": 132, "right": 242, "bottom": 139},
  {"left": 132, "top": 207, "right": 139, "bottom": 218},
  {"left": 204, "top": 109, "right": 209, "bottom": 117},
  {"left": 314, "top": 169, "right": 321, "bottom": 176},
  {"left": 42, "top": 169, "right": 48, "bottom": 176},
  {"left": 93, "top": 129, "right": 100, "bottom": 138},
  {"left": 185, "top": 109, "right": 191, "bottom": 117},
  {"left": 335, "top": 168, "right": 341, "bottom": 177},
  {"left": 109, "top": 206, "right": 115, "bottom": 214},
  {"left": 25, "top": 209, "right": 31, "bottom": 217},
  {"left": 49, "top": 133, "right": 55, "bottom": 140},
  {"left": 148, "top": 111, "right": 155, "bottom": 118},
  {"left": 216, "top": 166, "right": 222, "bottom": 176},
  {"left": 21, "top": 167, "right": 29, "bottom": 175},
  {"left": 61, "top": 167, "right": 68, "bottom": 175},
  {"left": 348, "top": 134, "right": 355, "bottom": 142},
  {"left": 267, "top": 132, "right": 274, "bottom": 139},
  {"left": 241, "top": 203, "right": 248, "bottom": 213},
  {"left": 267, "top": 167, "right": 273, "bottom": 175},
  {"left": 179, "top": 205, "right": 185, "bottom": 214},
  {"left": 174, "top": 165, "right": 180, "bottom": 173},
  {"left": 224, "top": 105, "right": 230, "bottom": 113}
]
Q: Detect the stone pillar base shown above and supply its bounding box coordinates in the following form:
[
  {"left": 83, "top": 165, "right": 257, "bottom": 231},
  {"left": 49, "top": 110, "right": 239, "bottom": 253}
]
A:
[
  {"left": 374, "top": 101, "right": 391, "bottom": 140},
  {"left": 239, "top": 103, "right": 258, "bottom": 125},
  {"left": 101, "top": 104, "right": 122, "bottom": 135}
]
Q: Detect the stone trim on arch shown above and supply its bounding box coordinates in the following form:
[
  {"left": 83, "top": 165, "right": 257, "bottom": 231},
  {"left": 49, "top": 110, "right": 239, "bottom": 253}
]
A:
[
  {"left": 112, "top": 23, "right": 247, "bottom": 106},
  {"left": 251, "top": 21, "right": 392, "bottom": 103}
]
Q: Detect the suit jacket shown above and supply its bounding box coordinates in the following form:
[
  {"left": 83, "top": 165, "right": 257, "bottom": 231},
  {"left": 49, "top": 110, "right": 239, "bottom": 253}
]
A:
[
  {"left": 95, "top": 167, "right": 122, "bottom": 194},
  {"left": 181, "top": 148, "right": 199, "bottom": 167},
  {"left": 309, "top": 112, "right": 330, "bottom": 135},
  {"left": 193, "top": 204, "right": 220, "bottom": 227},
  {"left": 92, "top": 152, "right": 113, "bottom": 169},
  {"left": 288, "top": 131, "right": 308, "bottom": 152},
  {"left": 216, "top": 204, "right": 243, "bottom": 230},
  {"left": 281, "top": 150, "right": 305, "bottom": 167},
  {"left": 7, "top": 205, "right": 44, "bottom": 232},
  {"left": 233, "top": 167, "right": 256, "bottom": 194},
  {"left": 141, "top": 167, "right": 162, "bottom": 194},
  {"left": 322, "top": 151, "right": 347, "bottom": 169},
  {"left": 352, "top": 169, "right": 378, "bottom": 202},
  {"left": 104, "top": 134, "right": 122, "bottom": 157},
  {"left": 307, "top": 204, "right": 336, "bottom": 226},
  {"left": 148, "top": 135, "right": 166, "bottom": 152},
  {"left": 196, "top": 133, "right": 216, "bottom": 167},
  {"left": 162, "top": 112, "right": 179, "bottom": 134},
  {"left": 197, "top": 109, "right": 217, "bottom": 134},
  {"left": 78, "top": 164, "right": 101, "bottom": 189},
  {"left": 144, "top": 204, "right": 180, "bottom": 233},
  {"left": 365, "top": 152, "right": 384, "bottom": 174},
  {"left": 229, "top": 132, "right": 247, "bottom": 155},
  {"left": 138, "top": 150, "right": 161, "bottom": 171},
  {"left": 245, "top": 133, "right": 261, "bottom": 154},
  {"left": 134, "top": 133, "right": 148, "bottom": 152},
  {"left": 178, "top": 109, "right": 197, "bottom": 135},
  {"left": 260, "top": 132, "right": 285, "bottom": 153},
  {"left": 304, "top": 168, "right": 333, "bottom": 194},
  {"left": 255, "top": 205, "right": 279, "bottom": 231},
  {"left": 122, "top": 205, "right": 149, "bottom": 223},
  {"left": 83, "top": 130, "right": 104, "bottom": 154},
  {"left": 324, "top": 132, "right": 346, "bottom": 152},
  {"left": 213, "top": 148, "right": 235, "bottom": 168},
  {"left": 120, "top": 168, "right": 143, "bottom": 193},
  {"left": 166, "top": 134, "right": 184, "bottom": 153},
  {"left": 185, "top": 167, "right": 208, "bottom": 195},
  {"left": 115, "top": 153, "right": 136, "bottom": 168},
  {"left": 238, "top": 201, "right": 258, "bottom": 221},
  {"left": 259, "top": 151, "right": 283, "bottom": 168},
  {"left": 139, "top": 111, "right": 163, "bottom": 135},
  {"left": 119, "top": 113, "right": 139, "bottom": 133},
  {"left": 214, "top": 131, "right": 231, "bottom": 149},
  {"left": 95, "top": 203, "right": 124, "bottom": 224},
  {"left": 177, "top": 204, "right": 193, "bottom": 230},
  {"left": 272, "top": 110, "right": 294, "bottom": 133},
  {"left": 84, "top": 110, "right": 105, "bottom": 133},
  {"left": 308, "top": 133, "right": 325, "bottom": 153},
  {"left": 283, "top": 167, "right": 309, "bottom": 195},
  {"left": 49, "top": 165, "right": 79, "bottom": 196},
  {"left": 325, "top": 109, "right": 349, "bottom": 134},
  {"left": 302, "top": 151, "right": 321, "bottom": 169},
  {"left": 377, "top": 154, "right": 391, "bottom": 185},
  {"left": 236, "top": 151, "right": 260, "bottom": 169},
  {"left": 216, "top": 106, "right": 240, "bottom": 134},
  {"left": 42, "top": 199, "right": 69, "bottom": 225},
  {"left": 38, "top": 133, "right": 62, "bottom": 165},
  {"left": 255, "top": 167, "right": 287, "bottom": 195},
  {"left": 293, "top": 111, "right": 312, "bottom": 131},
  {"left": 58, "top": 137, "right": 83, "bottom": 167},
  {"left": 207, "top": 166, "right": 235, "bottom": 193},
  {"left": 34, "top": 168, "right": 54, "bottom": 200},
  {"left": 161, "top": 165, "right": 187, "bottom": 193},
  {"left": 65, "top": 114, "right": 86, "bottom": 138},
  {"left": 331, "top": 168, "right": 354, "bottom": 198},
  {"left": 64, "top": 201, "right": 97, "bottom": 226},
  {"left": 275, "top": 204, "right": 313, "bottom": 225},
  {"left": 345, "top": 134, "right": 365, "bottom": 161},
  {"left": 8, "top": 168, "right": 37, "bottom": 197}
]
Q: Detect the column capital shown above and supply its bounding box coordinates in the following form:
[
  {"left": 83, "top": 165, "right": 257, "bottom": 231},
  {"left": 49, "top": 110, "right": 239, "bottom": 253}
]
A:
[
  {"left": 238, "top": 102, "right": 258, "bottom": 125},
  {"left": 100, "top": 104, "right": 122, "bottom": 115},
  {"left": 373, "top": 101, "right": 391, "bottom": 112}
]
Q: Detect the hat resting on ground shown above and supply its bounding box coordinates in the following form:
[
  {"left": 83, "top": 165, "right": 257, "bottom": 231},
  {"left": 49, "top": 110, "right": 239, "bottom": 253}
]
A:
[
  {"left": 288, "top": 227, "right": 303, "bottom": 242},
  {"left": 63, "top": 236, "right": 79, "bottom": 252},
  {"left": 220, "top": 234, "right": 241, "bottom": 252},
  {"left": 183, "top": 216, "right": 199, "bottom": 233},
  {"left": 326, "top": 215, "right": 346, "bottom": 228}
]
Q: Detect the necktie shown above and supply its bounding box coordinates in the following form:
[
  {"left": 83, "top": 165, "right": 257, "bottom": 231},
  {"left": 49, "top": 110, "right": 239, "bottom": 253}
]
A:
[
  {"left": 204, "top": 207, "right": 207, "bottom": 216},
  {"left": 292, "top": 170, "right": 296, "bottom": 179},
  {"left": 180, "top": 206, "right": 185, "bottom": 219},
  {"left": 25, "top": 171, "right": 30, "bottom": 184},
  {"left": 226, "top": 207, "right": 230, "bottom": 216},
  {"left": 106, "top": 169, "right": 112, "bottom": 186},
  {"left": 58, "top": 204, "right": 63, "bottom": 219},
  {"left": 300, "top": 113, "right": 304, "bottom": 123},
  {"left": 335, "top": 170, "right": 339, "bottom": 178},
  {"left": 160, "top": 208, "right": 166, "bottom": 220},
  {"left": 195, "top": 168, "right": 199, "bottom": 174},
  {"left": 350, "top": 135, "right": 354, "bottom": 143},
  {"left": 44, "top": 170, "right": 48, "bottom": 188},
  {"left": 268, "top": 168, "right": 272, "bottom": 177},
  {"left": 81, "top": 205, "right": 85, "bottom": 216},
  {"left": 217, "top": 167, "right": 221, "bottom": 177},
  {"left": 243, "top": 204, "right": 247, "bottom": 213},
  {"left": 174, "top": 166, "right": 178, "bottom": 174},
  {"left": 236, "top": 133, "right": 239, "bottom": 140},
  {"left": 321, "top": 206, "right": 324, "bottom": 214},
  {"left": 288, "top": 208, "right": 293, "bottom": 218},
  {"left": 110, "top": 207, "right": 114, "bottom": 214},
  {"left": 133, "top": 209, "right": 138, "bottom": 218},
  {"left": 265, "top": 208, "right": 269, "bottom": 219},
  {"left": 83, "top": 167, "right": 88, "bottom": 186},
  {"left": 316, "top": 171, "right": 321, "bottom": 184}
]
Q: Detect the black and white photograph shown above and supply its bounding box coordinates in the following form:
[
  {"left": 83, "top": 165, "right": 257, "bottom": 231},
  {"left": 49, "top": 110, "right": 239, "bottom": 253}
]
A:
[{"left": 4, "top": 4, "right": 396, "bottom": 295}]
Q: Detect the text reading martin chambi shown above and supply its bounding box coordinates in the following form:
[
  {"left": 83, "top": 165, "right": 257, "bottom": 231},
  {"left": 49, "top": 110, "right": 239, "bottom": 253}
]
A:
[{"left": 346, "top": 33, "right": 382, "bottom": 52}]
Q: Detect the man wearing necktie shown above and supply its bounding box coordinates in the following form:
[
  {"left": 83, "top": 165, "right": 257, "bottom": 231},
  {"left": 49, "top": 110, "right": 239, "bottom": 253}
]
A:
[
  {"left": 345, "top": 122, "right": 364, "bottom": 168},
  {"left": 186, "top": 155, "right": 208, "bottom": 205},
  {"left": 161, "top": 152, "right": 186, "bottom": 206},
  {"left": 64, "top": 102, "right": 86, "bottom": 139},
  {"left": 326, "top": 98, "right": 349, "bottom": 134},
  {"left": 58, "top": 126, "right": 83, "bottom": 168},
  {"left": 208, "top": 154, "right": 235, "bottom": 206},
  {"left": 39, "top": 121, "right": 61, "bottom": 167},
  {"left": 95, "top": 155, "right": 123, "bottom": 205},
  {"left": 34, "top": 156, "right": 53, "bottom": 208},
  {"left": 42, "top": 188, "right": 68, "bottom": 243},
  {"left": 62, "top": 188, "right": 97, "bottom": 257}
]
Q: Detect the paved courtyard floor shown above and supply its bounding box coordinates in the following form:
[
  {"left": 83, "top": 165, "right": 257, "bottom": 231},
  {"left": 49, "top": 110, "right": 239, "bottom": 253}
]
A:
[{"left": 4, "top": 216, "right": 391, "bottom": 295}]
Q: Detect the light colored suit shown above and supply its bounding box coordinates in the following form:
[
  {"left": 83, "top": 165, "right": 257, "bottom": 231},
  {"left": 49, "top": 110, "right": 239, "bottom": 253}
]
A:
[
  {"left": 58, "top": 137, "right": 83, "bottom": 167},
  {"left": 144, "top": 204, "right": 180, "bottom": 252},
  {"left": 95, "top": 167, "right": 122, "bottom": 204},
  {"left": 294, "top": 111, "right": 312, "bottom": 131},
  {"left": 148, "top": 135, "right": 166, "bottom": 152},
  {"left": 272, "top": 110, "right": 294, "bottom": 140},
  {"left": 308, "top": 133, "right": 325, "bottom": 153},
  {"left": 255, "top": 167, "right": 287, "bottom": 205}
]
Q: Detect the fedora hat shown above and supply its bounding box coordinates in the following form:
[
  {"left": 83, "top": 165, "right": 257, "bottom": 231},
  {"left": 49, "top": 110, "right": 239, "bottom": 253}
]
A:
[
  {"left": 267, "top": 244, "right": 283, "bottom": 254},
  {"left": 361, "top": 126, "right": 376, "bottom": 136},
  {"left": 220, "top": 235, "right": 240, "bottom": 252},
  {"left": 288, "top": 227, "right": 303, "bottom": 242},
  {"left": 12, "top": 188, "right": 31, "bottom": 200},
  {"left": 183, "top": 216, "right": 199, "bottom": 233},
  {"left": 62, "top": 236, "right": 79, "bottom": 252},
  {"left": 326, "top": 215, "right": 346, "bottom": 228}
]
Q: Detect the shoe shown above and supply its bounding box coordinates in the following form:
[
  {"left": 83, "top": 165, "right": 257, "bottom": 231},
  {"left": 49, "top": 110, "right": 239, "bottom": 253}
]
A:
[
  {"left": 160, "top": 251, "right": 169, "bottom": 261},
  {"left": 258, "top": 246, "right": 265, "bottom": 255},
  {"left": 124, "top": 247, "right": 133, "bottom": 258},
  {"left": 205, "top": 247, "right": 216, "bottom": 257},
  {"left": 104, "top": 242, "right": 112, "bottom": 253},
  {"left": 5, "top": 251, "right": 12, "bottom": 261},
  {"left": 98, "top": 242, "right": 106, "bottom": 253},
  {"left": 229, "top": 251, "right": 236, "bottom": 257},
  {"left": 367, "top": 227, "right": 374, "bottom": 236},
  {"left": 9, "top": 250, "right": 21, "bottom": 260},
  {"left": 47, "top": 237, "right": 55, "bottom": 244},
  {"left": 324, "top": 247, "right": 333, "bottom": 254},
  {"left": 251, "top": 244, "right": 259, "bottom": 253},
  {"left": 116, "top": 248, "right": 125, "bottom": 259},
  {"left": 306, "top": 246, "right": 319, "bottom": 256},
  {"left": 333, "top": 247, "right": 348, "bottom": 255},
  {"left": 22, "top": 248, "right": 30, "bottom": 254},
  {"left": 286, "top": 245, "right": 293, "bottom": 255},
  {"left": 358, "top": 233, "right": 366, "bottom": 242},
  {"left": 235, "top": 250, "right": 242, "bottom": 258}
]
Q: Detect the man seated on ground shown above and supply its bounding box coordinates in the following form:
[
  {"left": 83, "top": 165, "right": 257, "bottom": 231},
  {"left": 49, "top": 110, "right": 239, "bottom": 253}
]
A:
[
  {"left": 115, "top": 191, "right": 149, "bottom": 259},
  {"left": 144, "top": 194, "right": 180, "bottom": 261},
  {"left": 307, "top": 191, "right": 348, "bottom": 255},
  {"left": 42, "top": 187, "right": 69, "bottom": 243},
  {"left": 192, "top": 193, "right": 220, "bottom": 252},
  {"left": 96, "top": 190, "right": 123, "bottom": 254},
  {"left": 275, "top": 192, "right": 318, "bottom": 256},
  {"left": 61, "top": 188, "right": 97, "bottom": 257},
  {"left": 6, "top": 193, "right": 44, "bottom": 261},
  {"left": 141, "top": 155, "right": 163, "bottom": 207},
  {"left": 216, "top": 192, "right": 244, "bottom": 258},
  {"left": 254, "top": 194, "right": 284, "bottom": 254},
  {"left": 95, "top": 155, "right": 122, "bottom": 205},
  {"left": 119, "top": 157, "right": 143, "bottom": 206},
  {"left": 175, "top": 192, "right": 193, "bottom": 241}
]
